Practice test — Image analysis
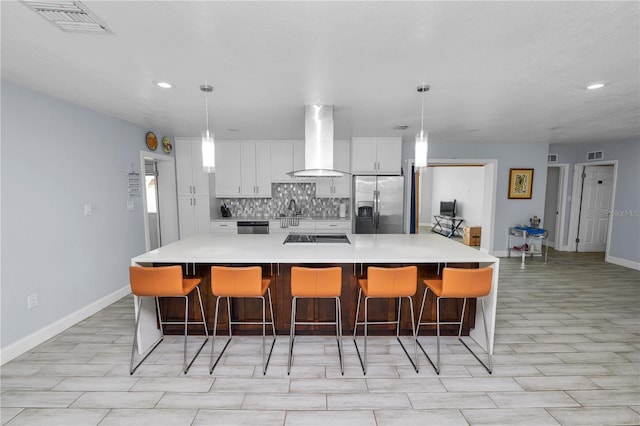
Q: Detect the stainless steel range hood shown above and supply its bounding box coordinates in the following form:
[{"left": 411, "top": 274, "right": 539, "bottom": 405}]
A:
[{"left": 288, "top": 105, "right": 346, "bottom": 178}]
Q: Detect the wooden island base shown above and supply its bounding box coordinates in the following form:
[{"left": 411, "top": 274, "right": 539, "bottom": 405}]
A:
[{"left": 158, "top": 262, "right": 477, "bottom": 337}]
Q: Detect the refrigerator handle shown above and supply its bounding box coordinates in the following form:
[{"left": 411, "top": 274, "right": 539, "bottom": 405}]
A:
[{"left": 374, "top": 190, "right": 380, "bottom": 230}]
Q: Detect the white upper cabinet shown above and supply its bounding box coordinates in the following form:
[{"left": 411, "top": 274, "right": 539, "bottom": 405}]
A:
[
  {"left": 241, "top": 142, "right": 271, "bottom": 197},
  {"left": 316, "top": 140, "right": 351, "bottom": 197},
  {"left": 214, "top": 142, "right": 242, "bottom": 197},
  {"left": 270, "top": 142, "right": 294, "bottom": 182},
  {"left": 216, "top": 141, "right": 271, "bottom": 198},
  {"left": 175, "top": 138, "right": 210, "bottom": 196},
  {"left": 351, "top": 137, "right": 401, "bottom": 175},
  {"left": 270, "top": 141, "right": 313, "bottom": 183}
]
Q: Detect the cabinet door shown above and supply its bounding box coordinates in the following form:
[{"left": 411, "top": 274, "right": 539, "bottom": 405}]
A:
[
  {"left": 215, "top": 142, "right": 242, "bottom": 197},
  {"left": 177, "top": 196, "right": 196, "bottom": 239},
  {"left": 315, "top": 177, "right": 333, "bottom": 197},
  {"left": 240, "top": 143, "right": 257, "bottom": 195},
  {"left": 375, "top": 137, "right": 401, "bottom": 174},
  {"left": 175, "top": 140, "right": 194, "bottom": 196},
  {"left": 351, "top": 137, "right": 378, "bottom": 174},
  {"left": 332, "top": 140, "right": 351, "bottom": 196},
  {"left": 316, "top": 141, "right": 350, "bottom": 198},
  {"left": 193, "top": 196, "right": 211, "bottom": 234},
  {"left": 270, "top": 142, "right": 293, "bottom": 182},
  {"left": 191, "top": 141, "right": 209, "bottom": 196},
  {"left": 292, "top": 141, "right": 314, "bottom": 182},
  {"left": 255, "top": 143, "right": 272, "bottom": 197}
]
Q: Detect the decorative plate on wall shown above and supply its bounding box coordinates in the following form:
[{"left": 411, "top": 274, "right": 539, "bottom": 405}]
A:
[
  {"left": 145, "top": 132, "right": 158, "bottom": 151},
  {"left": 161, "top": 136, "right": 172, "bottom": 154}
]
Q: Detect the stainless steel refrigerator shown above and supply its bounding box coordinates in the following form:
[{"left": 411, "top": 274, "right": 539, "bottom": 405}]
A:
[{"left": 353, "top": 175, "right": 405, "bottom": 234}]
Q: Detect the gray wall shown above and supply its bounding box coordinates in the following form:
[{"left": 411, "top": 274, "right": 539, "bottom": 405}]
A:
[
  {"left": 1, "top": 81, "right": 149, "bottom": 350},
  {"left": 404, "top": 141, "right": 550, "bottom": 253},
  {"left": 549, "top": 140, "right": 640, "bottom": 265}
]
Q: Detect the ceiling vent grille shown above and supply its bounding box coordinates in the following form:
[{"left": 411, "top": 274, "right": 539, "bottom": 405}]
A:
[
  {"left": 548, "top": 154, "right": 558, "bottom": 163},
  {"left": 21, "top": 1, "right": 111, "bottom": 33},
  {"left": 587, "top": 151, "right": 604, "bottom": 161}
]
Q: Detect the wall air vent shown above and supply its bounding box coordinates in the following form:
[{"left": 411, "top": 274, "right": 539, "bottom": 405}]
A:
[
  {"left": 587, "top": 151, "right": 604, "bottom": 161},
  {"left": 21, "top": 1, "right": 111, "bottom": 33},
  {"left": 548, "top": 154, "right": 558, "bottom": 163}
]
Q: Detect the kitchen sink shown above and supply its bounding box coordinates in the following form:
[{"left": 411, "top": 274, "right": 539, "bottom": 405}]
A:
[{"left": 283, "top": 233, "right": 350, "bottom": 244}]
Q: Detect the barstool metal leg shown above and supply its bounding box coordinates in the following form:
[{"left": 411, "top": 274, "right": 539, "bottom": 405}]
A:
[
  {"left": 209, "top": 296, "right": 232, "bottom": 374},
  {"left": 393, "top": 296, "right": 419, "bottom": 373},
  {"left": 181, "top": 286, "right": 209, "bottom": 374},
  {"left": 352, "top": 288, "right": 367, "bottom": 374},
  {"left": 130, "top": 296, "right": 163, "bottom": 375},
  {"left": 287, "top": 296, "right": 298, "bottom": 375},
  {"left": 416, "top": 288, "right": 438, "bottom": 373},
  {"left": 457, "top": 297, "right": 492, "bottom": 374},
  {"left": 335, "top": 296, "right": 344, "bottom": 375}
]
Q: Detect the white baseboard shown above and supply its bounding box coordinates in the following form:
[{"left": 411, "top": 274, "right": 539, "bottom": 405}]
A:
[
  {"left": 606, "top": 255, "right": 640, "bottom": 271},
  {"left": 0, "top": 285, "right": 131, "bottom": 365}
]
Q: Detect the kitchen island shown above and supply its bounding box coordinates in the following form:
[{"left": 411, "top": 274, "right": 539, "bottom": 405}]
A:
[{"left": 131, "top": 233, "right": 499, "bottom": 355}]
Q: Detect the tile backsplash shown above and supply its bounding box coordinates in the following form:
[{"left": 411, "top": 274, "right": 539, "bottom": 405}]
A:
[{"left": 214, "top": 183, "right": 349, "bottom": 218}]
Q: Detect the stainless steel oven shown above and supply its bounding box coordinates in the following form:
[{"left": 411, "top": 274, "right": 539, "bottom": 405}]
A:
[{"left": 237, "top": 220, "right": 269, "bottom": 234}]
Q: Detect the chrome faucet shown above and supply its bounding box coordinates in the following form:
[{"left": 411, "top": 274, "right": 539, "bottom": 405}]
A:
[{"left": 288, "top": 199, "right": 297, "bottom": 215}]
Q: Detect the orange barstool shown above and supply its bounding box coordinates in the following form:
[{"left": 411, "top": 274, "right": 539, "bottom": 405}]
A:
[
  {"left": 288, "top": 266, "right": 343, "bottom": 375},
  {"left": 128, "top": 265, "right": 208, "bottom": 375},
  {"left": 353, "top": 266, "right": 419, "bottom": 375},
  {"left": 209, "top": 266, "right": 276, "bottom": 375},
  {"left": 417, "top": 267, "right": 493, "bottom": 374}
]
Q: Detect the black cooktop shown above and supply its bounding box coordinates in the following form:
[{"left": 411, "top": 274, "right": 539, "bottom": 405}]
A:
[{"left": 283, "top": 233, "right": 351, "bottom": 244}]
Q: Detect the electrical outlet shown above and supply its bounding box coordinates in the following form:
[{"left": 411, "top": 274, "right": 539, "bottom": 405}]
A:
[{"left": 27, "top": 293, "right": 38, "bottom": 310}]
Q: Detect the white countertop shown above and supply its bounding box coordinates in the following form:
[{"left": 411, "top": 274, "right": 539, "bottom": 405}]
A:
[{"left": 132, "top": 233, "right": 497, "bottom": 265}]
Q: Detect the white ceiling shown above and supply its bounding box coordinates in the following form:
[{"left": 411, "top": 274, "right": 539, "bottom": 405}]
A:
[{"left": 2, "top": 1, "right": 639, "bottom": 145}]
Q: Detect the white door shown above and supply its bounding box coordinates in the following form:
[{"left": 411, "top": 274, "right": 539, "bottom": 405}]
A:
[{"left": 577, "top": 165, "right": 614, "bottom": 252}]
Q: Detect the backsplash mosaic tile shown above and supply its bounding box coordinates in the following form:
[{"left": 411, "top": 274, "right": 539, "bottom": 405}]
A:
[{"left": 214, "top": 183, "right": 349, "bottom": 218}]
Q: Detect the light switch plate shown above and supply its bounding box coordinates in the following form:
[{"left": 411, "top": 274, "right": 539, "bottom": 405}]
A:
[
  {"left": 84, "top": 203, "right": 92, "bottom": 216},
  {"left": 127, "top": 200, "right": 135, "bottom": 211}
]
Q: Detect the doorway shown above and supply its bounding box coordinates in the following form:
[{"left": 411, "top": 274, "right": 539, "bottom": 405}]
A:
[
  {"left": 145, "top": 160, "right": 161, "bottom": 250},
  {"left": 544, "top": 164, "right": 569, "bottom": 250},
  {"left": 417, "top": 159, "right": 497, "bottom": 253},
  {"left": 568, "top": 162, "right": 617, "bottom": 254},
  {"left": 139, "top": 151, "right": 179, "bottom": 251}
]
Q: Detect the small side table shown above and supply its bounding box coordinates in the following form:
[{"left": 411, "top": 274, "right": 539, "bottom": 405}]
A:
[
  {"left": 508, "top": 227, "right": 548, "bottom": 268},
  {"left": 432, "top": 215, "right": 464, "bottom": 238}
]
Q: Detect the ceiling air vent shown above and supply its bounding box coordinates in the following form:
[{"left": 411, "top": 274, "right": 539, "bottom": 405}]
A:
[
  {"left": 21, "top": 1, "right": 111, "bottom": 33},
  {"left": 587, "top": 151, "right": 604, "bottom": 161},
  {"left": 548, "top": 154, "right": 558, "bottom": 163},
  {"left": 393, "top": 125, "right": 409, "bottom": 130}
]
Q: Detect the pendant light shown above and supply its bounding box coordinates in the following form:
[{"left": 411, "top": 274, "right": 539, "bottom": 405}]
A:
[
  {"left": 415, "top": 84, "right": 430, "bottom": 169},
  {"left": 200, "top": 84, "right": 215, "bottom": 172}
]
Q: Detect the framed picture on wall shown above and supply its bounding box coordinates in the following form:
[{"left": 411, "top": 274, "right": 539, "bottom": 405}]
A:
[{"left": 508, "top": 168, "right": 534, "bottom": 199}]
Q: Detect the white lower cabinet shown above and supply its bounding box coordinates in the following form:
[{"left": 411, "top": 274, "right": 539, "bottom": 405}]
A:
[
  {"left": 211, "top": 220, "right": 237, "bottom": 235},
  {"left": 316, "top": 221, "right": 351, "bottom": 233},
  {"left": 178, "top": 196, "right": 210, "bottom": 238}
]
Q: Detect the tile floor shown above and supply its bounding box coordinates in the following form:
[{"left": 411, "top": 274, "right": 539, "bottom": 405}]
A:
[{"left": 1, "top": 250, "right": 639, "bottom": 425}]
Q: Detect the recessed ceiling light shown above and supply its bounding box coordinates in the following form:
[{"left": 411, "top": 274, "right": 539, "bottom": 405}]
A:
[
  {"left": 586, "top": 82, "right": 605, "bottom": 90},
  {"left": 153, "top": 81, "right": 172, "bottom": 89}
]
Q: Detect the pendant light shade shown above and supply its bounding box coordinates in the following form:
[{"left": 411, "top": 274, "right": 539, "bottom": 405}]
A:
[
  {"left": 415, "top": 84, "right": 430, "bottom": 169},
  {"left": 415, "top": 129, "right": 428, "bottom": 169},
  {"left": 200, "top": 84, "right": 215, "bottom": 173}
]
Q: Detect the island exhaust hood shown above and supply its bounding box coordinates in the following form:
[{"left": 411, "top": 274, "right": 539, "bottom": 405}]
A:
[{"left": 287, "top": 105, "right": 346, "bottom": 178}]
